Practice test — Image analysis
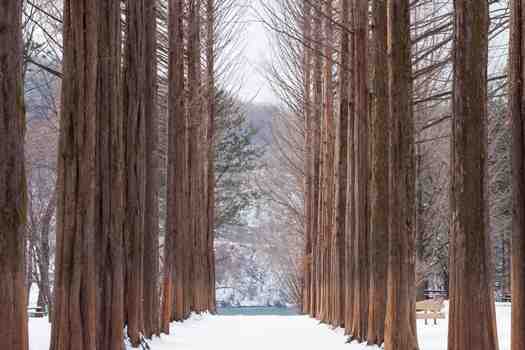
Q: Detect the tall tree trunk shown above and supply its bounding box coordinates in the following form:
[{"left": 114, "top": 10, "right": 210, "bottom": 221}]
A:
[
  {"left": 310, "top": 1, "right": 323, "bottom": 319},
  {"left": 180, "top": 0, "right": 192, "bottom": 320},
  {"left": 367, "top": 0, "right": 389, "bottom": 345},
  {"left": 332, "top": 0, "right": 349, "bottom": 328},
  {"left": 344, "top": 1, "right": 356, "bottom": 334},
  {"left": 384, "top": 1, "right": 418, "bottom": 350},
  {"left": 197, "top": 0, "right": 211, "bottom": 309},
  {"left": 447, "top": 2, "right": 499, "bottom": 350},
  {"left": 181, "top": 16, "right": 193, "bottom": 313},
  {"left": 95, "top": 0, "right": 125, "bottom": 348},
  {"left": 511, "top": 2, "right": 525, "bottom": 350},
  {"left": 50, "top": 1, "right": 99, "bottom": 349},
  {"left": 143, "top": 0, "right": 161, "bottom": 338},
  {"left": 188, "top": 0, "right": 205, "bottom": 313},
  {"left": 320, "top": 0, "right": 334, "bottom": 323},
  {"left": 192, "top": 0, "right": 208, "bottom": 311},
  {"left": 205, "top": 0, "right": 217, "bottom": 313},
  {"left": 143, "top": 0, "right": 160, "bottom": 337},
  {"left": 349, "top": 0, "right": 369, "bottom": 340},
  {"left": 0, "top": 1, "right": 29, "bottom": 349},
  {"left": 123, "top": 0, "right": 147, "bottom": 345},
  {"left": 302, "top": 0, "right": 313, "bottom": 316},
  {"left": 163, "top": 0, "right": 186, "bottom": 330}
]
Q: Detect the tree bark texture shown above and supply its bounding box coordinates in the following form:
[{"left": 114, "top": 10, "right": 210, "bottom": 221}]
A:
[
  {"left": 143, "top": 0, "right": 161, "bottom": 338},
  {"left": 95, "top": 0, "right": 125, "bottom": 348},
  {"left": 309, "top": 1, "right": 323, "bottom": 319},
  {"left": 332, "top": 0, "right": 349, "bottom": 328},
  {"left": 367, "top": 0, "right": 389, "bottom": 345},
  {"left": 510, "top": 2, "right": 525, "bottom": 350},
  {"left": 206, "top": 0, "right": 217, "bottom": 314},
  {"left": 349, "top": 0, "right": 370, "bottom": 341},
  {"left": 187, "top": 0, "right": 207, "bottom": 314},
  {"left": 448, "top": 1, "right": 499, "bottom": 350},
  {"left": 319, "top": 0, "right": 335, "bottom": 323},
  {"left": 384, "top": 1, "right": 418, "bottom": 350},
  {"left": 163, "top": 0, "right": 189, "bottom": 330},
  {"left": 0, "top": 1, "right": 29, "bottom": 349},
  {"left": 123, "top": 0, "right": 147, "bottom": 345},
  {"left": 50, "top": 1, "right": 99, "bottom": 349},
  {"left": 302, "top": 0, "right": 313, "bottom": 316},
  {"left": 344, "top": 2, "right": 356, "bottom": 334}
]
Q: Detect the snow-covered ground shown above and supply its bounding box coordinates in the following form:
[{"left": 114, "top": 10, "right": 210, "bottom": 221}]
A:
[
  {"left": 28, "top": 303, "right": 511, "bottom": 350},
  {"left": 28, "top": 317, "right": 52, "bottom": 350}
]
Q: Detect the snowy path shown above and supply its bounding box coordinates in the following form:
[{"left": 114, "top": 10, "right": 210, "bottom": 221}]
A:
[
  {"left": 150, "top": 314, "right": 354, "bottom": 350},
  {"left": 147, "top": 303, "right": 511, "bottom": 350},
  {"left": 29, "top": 304, "right": 511, "bottom": 350}
]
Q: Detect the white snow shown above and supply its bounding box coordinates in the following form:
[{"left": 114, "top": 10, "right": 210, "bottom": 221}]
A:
[
  {"left": 28, "top": 317, "right": 51, "bottom": 350},
  {"left": 28, "top": 303, "right": 511, "bottom": 350}
]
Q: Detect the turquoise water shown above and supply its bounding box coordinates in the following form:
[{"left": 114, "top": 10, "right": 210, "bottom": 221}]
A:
[{"left": 217, "top": 306, "right": 299, "bottom": 316}]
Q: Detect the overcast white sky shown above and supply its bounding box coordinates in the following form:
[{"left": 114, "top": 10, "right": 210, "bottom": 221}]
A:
[
  {"left": 235, "top": 1, "right": 509, "bottom": 105},
  {"left": 233, "top": 1, "right": 277, "bottom": 104}
]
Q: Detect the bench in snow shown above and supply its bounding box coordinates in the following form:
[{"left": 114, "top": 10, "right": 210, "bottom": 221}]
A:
[
  {"left": 28, "top": 306, "right": 48, "bottom": 318},
  {"left": 416, "top": 299, "right": 445, "bottom": 325}
]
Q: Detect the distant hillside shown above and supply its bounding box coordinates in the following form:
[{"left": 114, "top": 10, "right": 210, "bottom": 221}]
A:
[{"left": 244, "top": 102, "right": 277, "bottom": 146}]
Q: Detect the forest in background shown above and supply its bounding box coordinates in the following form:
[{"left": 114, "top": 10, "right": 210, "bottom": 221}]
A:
[
  {"left": 21, "top": 0, "right": 304, "bottom": 310},
  {"left": 17, "top": 0, "right": 518, "bottom": 313},
  {"left": 2, "top": 0, "right": 525, "bottom": 350},
  {"left": 261, "top": 0, "right": 512, "bottom": 302}
]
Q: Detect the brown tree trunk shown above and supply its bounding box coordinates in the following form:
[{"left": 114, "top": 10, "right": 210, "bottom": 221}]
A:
[
  {"left": 320, "top": 0, "right": 335, "bottom": 323},
  {"left": 196, "top": 0, "right": 210, "bottom": 310},
  {"left": 384, "top": 1, "right": 418, "bottom": 350},
  {"left": 344, "top": 1, "right": 356, "bottom": 335},
  {"left": 95, "top": 0, "right": 125, "bottom": 348},
  {"left": 310, "top": 1, "right": 323, "bottom": 319},
  {"left": 50, "top": 1, "right": 99, "bottom": 349},
  {"left": 163, "top": 0, "right": 186, "bottom": 330},
  {"left": 511, "top": 2, "right": 525, "bottom": 350},
  {"left": 205, "top": 0, "right": 217, "bottom": 313},
  {"left": 143, "top": 0, "right": 161, "bottom": 338},
  {"left": 123, "top": 0, "right": 147, "bottom": 345},
  {"left": 188, "top": 0, "right": 205, "bottom": 314},
  {"left": 302, "top": 0, "right": 313, "bottom": 316},
  {"left": 332, "top": 0, "right": 349, "bottom": 328},
  {"left": 447, "top": 2, "right": 499, "bottom": 350},
  {"left": 197, "top": 0, "right": 211, "bottom": 308},
  {"left": 367, "top": 0, "right": 389, "bottom": 345},
  {"left": 349, "top": 0, "right": 369, "bottom": 341},
  {"left": 0, "top": 1, "right": 29, "bottom": 349}
]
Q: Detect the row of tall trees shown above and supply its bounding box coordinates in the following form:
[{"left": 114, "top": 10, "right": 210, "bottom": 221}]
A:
[
  {"left": 49, "top": 0, "right": 161, "bottom": 348},
  {"left": 18, "top": 0, "right": 248, "bottom": 320},
  {"left": 0, "top": 0, "right": 218, "bottom": 349},
  {"left": 161, "top": 0, "right": 217, "bottom": 329},
  {"left": 294, "top": 1, "right": 521, "bottom": 350},
  {"left": 301, "top": 1, "right": 417, "bottom": 348}
]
